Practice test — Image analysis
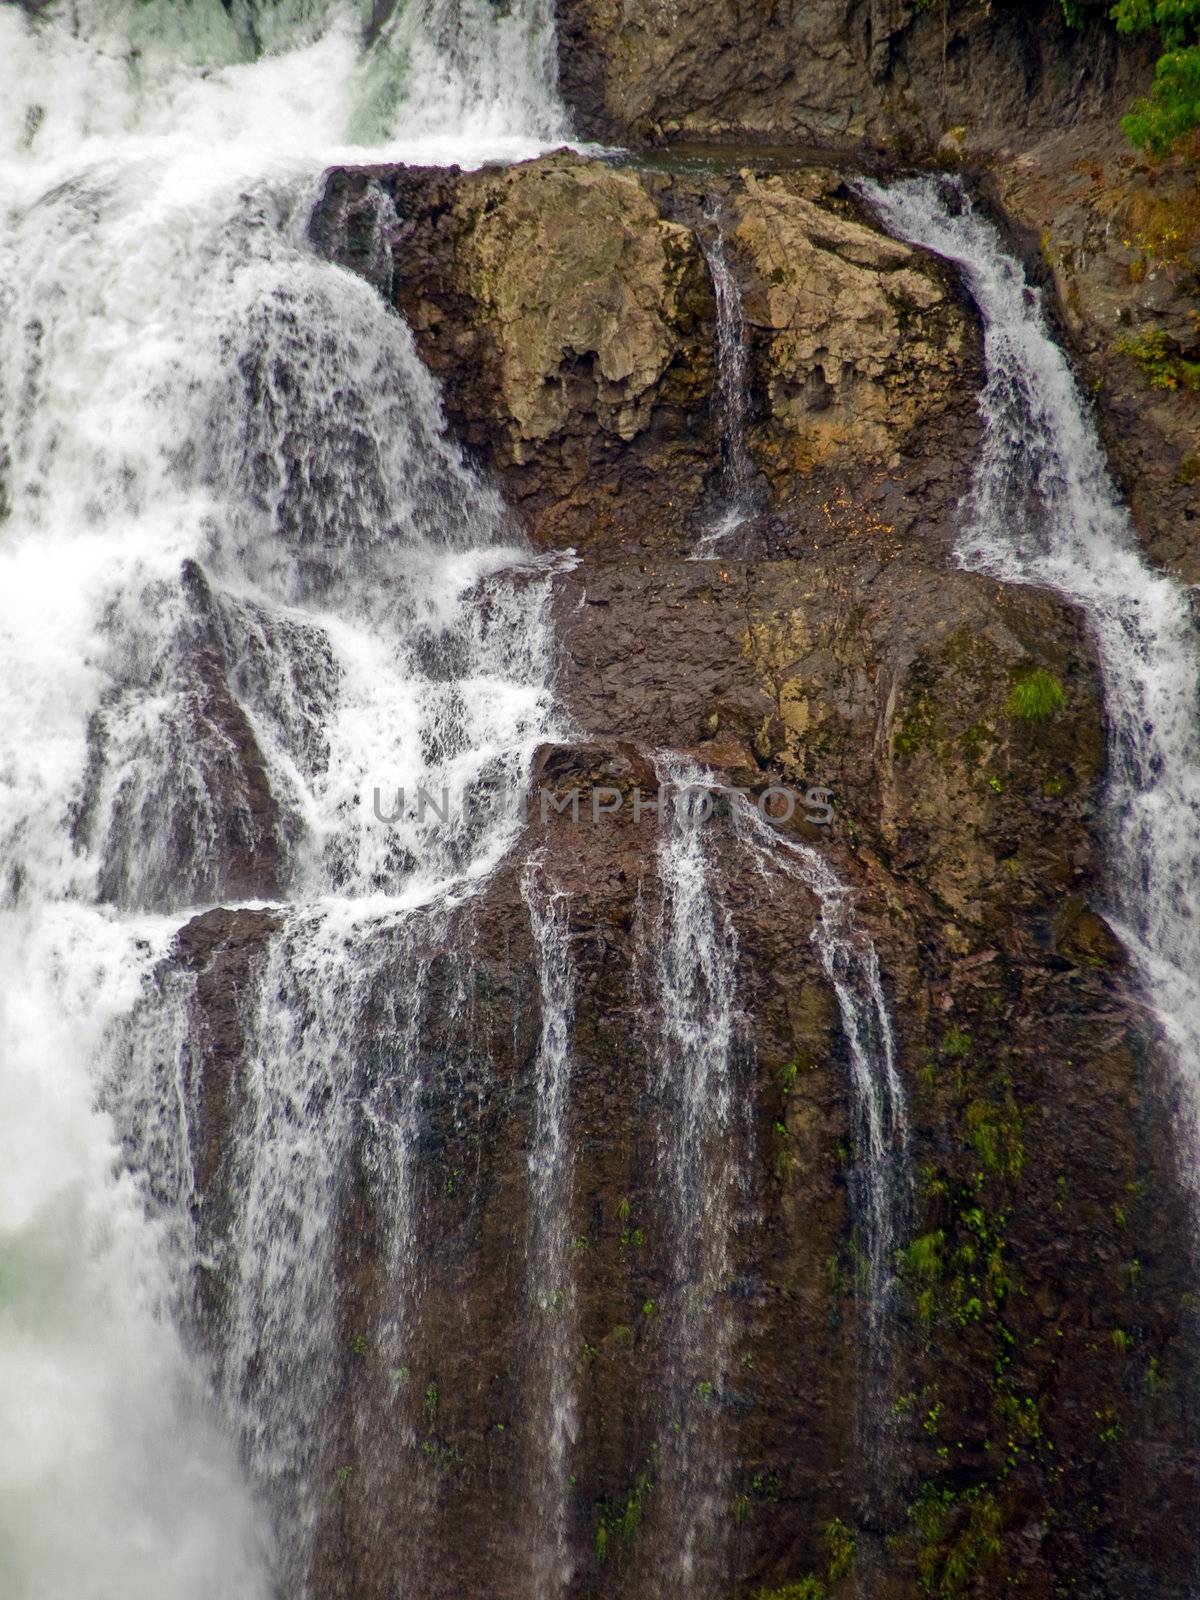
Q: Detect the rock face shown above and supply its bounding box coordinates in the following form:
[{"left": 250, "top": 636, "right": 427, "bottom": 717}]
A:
[
  {"left": 71, "top": 558, "right": 292, "bottom": 909},
  {"left": 146, "top": 147, "right": 1200, "bottom": 1600},
  {"left": 313, "top": 153, "right": 979, "bottom": 552},
  {"left": 554, "top": 0, "right": 1154, "bottom": 153},
  {"left": 172, "top": 533, "right": 1197, "bottom": 1598}
]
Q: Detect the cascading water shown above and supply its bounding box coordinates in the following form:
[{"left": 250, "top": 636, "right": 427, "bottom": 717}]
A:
[
  {"left": 643, "top": 766, "right": 908, "bottom": 1595},
  {"left": 0, "top": 0, "right": 925, "bottom": 1592},
  {"left": 694, "top": 218, "right": 756, "bottom": 558},
  {"left": 645, "top": 760, "right": 747, "bottom": 1600},
  {"left": 520, "top": 854, "right": 580, "bottom": 1598},
  {"left": 735, "top": 805, "right": 909, "bottom": 1355},
  {"left": 0, "top": 1, "right": 569, "bottom": 1594},
  {"left": 859, "top": 175, "right": 1200, "bottom": 1193},
  {"left": 734, "top": 802, "right": 909, "bottom": 1557}
]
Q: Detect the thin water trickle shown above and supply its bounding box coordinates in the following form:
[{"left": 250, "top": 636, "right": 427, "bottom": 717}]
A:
[
  {"left": 648, "top": 759, "right": 746, "bottom": 1599},
  {"left": 694, "top": 220, "right": 757, "bottom": 559},
  {"left": 521, "top": 854, "right": 580, "bottom": 1598}
]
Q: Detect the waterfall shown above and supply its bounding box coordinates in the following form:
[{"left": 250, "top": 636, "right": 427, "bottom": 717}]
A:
[
  {"left": 694, "top": 219, "right": 756, "bottom": 558},
  {"left": 735, "top": 799, "right": 909, "bottom": 1571},
  {"left": 0, "top": 2, "right": 569, "bottom": 1595},
  {"left": 641, "top": 768, "right": 908, "bottom": 1593},
  {"left": 859, "top": 175, "right": 1200, "bottom": 1191},
  {"left": 521, "top": 854, "right": 580, "bottom": 1598},
  {"left": 647, "top": 760, "right": 747, "bottom": 1599},
  {"left": 735, "top": 805, "right": 909, "bottom": 1357}
]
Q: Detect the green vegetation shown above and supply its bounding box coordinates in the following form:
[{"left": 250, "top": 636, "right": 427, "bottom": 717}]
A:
[
  {"left": 1064, "top": 0, "right": 1200, "bottom": 154},
  {"left": 824, "top": 1518, "right": 856, "bottom": 1581},
  {"left": 751, "top": 1516, "right": 856, "bottom": 1599},
  {"left": 753, "top": 1580, "right": 826, "bottom": 1600},
  {"left": 1115, "top": 327, "right": 1200, "bottom": 392},
  {"left": 1007, "top": 668, "right": 1067, "bottom": 723},
  {"left": 940, "top": 1026, "right": 972, "bottom": 1060},
  {"left": 912, "top": 1484, "right": 1003, "bottom": 1597},
  {"left": 595, "top": 1470, "right": 652, "bottom": 1562}
]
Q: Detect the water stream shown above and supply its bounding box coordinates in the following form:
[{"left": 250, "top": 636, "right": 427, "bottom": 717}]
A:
[
  {"left": 860, "top": 175, "right": 1200, "bottom": 1192},
  {"left": 0, "top": 4, "right": 925, "bottom": 1593},
  {"left": 694, "top": 220, "right": 757, "bottom": 558}
]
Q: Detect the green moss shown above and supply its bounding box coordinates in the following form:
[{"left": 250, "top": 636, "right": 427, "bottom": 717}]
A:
[
  {"left": 940, "top": 1026, "right": 972, "bottom": 1060},
  {"left": 1007, "top": 668, "right": 1067, "bottom": 723},
  {"left": 824, "top": 1517, "right": 856, "bottom": 1581},
  {"left": 905, "top": 1230, "right": 947, "bottom": 1280},
  {"left": 894, "top": 696, "right": 934, "bottom": 758},
  {"left": 752, "top": 1516, "right": 855, "bottom": 1599},
  {"left": 965, "top": 1096, "right": 1025, "bottom": 1180},
  {"left": 911, "top": 1484, "right": 1003, "bottom": 1598}
]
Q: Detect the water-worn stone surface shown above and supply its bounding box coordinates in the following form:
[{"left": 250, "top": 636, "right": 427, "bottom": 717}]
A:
[
  {"left": 167, "top": 529, "right": 1198, "bottom": 1595},
  {"left": 725, "top": 169, "right": 974, "bottom": 490}
]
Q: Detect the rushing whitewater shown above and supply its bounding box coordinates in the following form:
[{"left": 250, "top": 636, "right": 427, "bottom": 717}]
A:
[
  {"left": 860, "top": 178, "right": 1200, "bottom": 1190},
  {"left": 0, "top": 1, "right": 568, "bottom": 1595}
]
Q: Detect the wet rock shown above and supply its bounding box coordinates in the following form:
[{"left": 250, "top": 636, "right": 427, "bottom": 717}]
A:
[
  {"left": 726, "top": 170, "right": 975, "bottom": 488},
  {"left": 167, "top": 534, "right": 1198, "bottom": 1597}
]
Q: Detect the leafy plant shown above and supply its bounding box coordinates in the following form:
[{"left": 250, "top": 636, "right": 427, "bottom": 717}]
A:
[
  {"left": 825, "top": 1517, "right": 856, "bottom": 1581},
  {"left": 1110, "top": 0, "right": 1200, "bottom": 152}
]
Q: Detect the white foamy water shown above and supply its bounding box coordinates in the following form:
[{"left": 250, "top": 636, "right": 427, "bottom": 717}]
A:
[
  {"left": 860, "top": 175, "right": 1200, "bottom": 1178},
  {"left": 0, "top": 1, "right": 570, "bottom": 1594}
]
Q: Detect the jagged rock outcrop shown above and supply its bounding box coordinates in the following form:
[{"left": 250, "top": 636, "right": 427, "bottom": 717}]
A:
[
  {"left": 316, "top": 153, "right": 717, "bottom": 547},
  {"left": 726, "top": 169, "right": 973, "bottom": 488},
  {"left": 313, "top": 153, "right": 979, "bottom": 551}
]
